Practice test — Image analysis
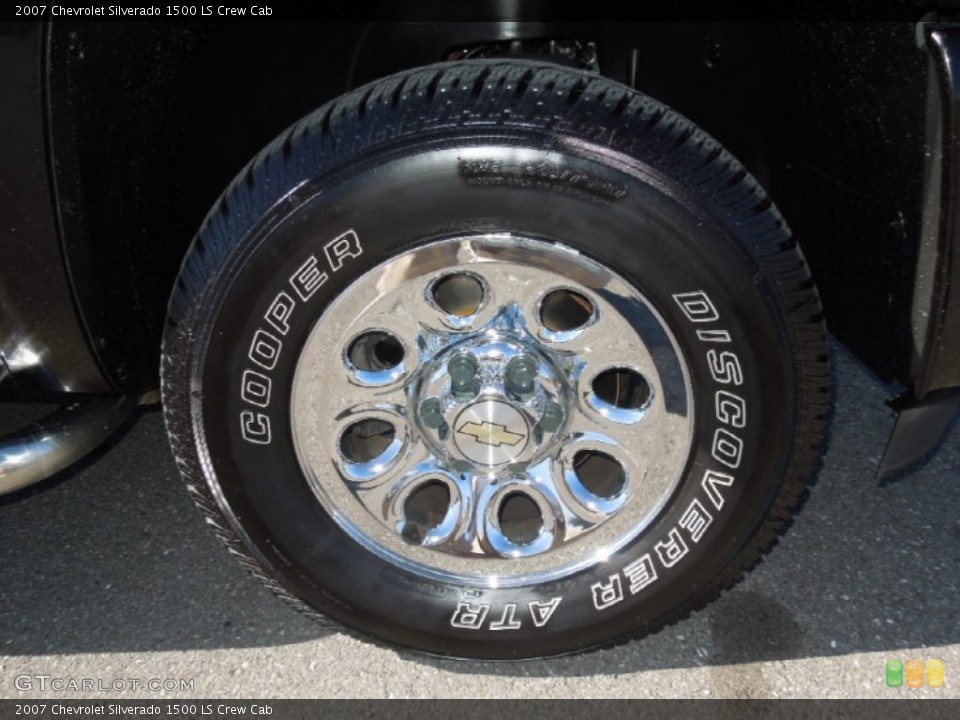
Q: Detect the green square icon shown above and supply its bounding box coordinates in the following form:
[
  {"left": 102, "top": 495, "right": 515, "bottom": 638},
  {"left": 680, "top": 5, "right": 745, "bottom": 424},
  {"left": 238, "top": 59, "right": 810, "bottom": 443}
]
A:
[{"left": 886, "top": 659, "right": 905, "bottom": 688}]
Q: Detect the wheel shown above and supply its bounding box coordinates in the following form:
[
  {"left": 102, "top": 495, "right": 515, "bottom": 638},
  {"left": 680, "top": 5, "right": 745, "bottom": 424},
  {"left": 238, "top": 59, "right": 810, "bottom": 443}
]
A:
[{"left": 162, "top": 59, "right": 829, "bottom": 659}]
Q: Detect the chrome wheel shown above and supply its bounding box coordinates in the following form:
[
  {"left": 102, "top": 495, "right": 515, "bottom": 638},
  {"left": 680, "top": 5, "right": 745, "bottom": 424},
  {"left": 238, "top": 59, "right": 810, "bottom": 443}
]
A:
[{"left": 291, "top": 234, "right": 694, "bottom": 588}]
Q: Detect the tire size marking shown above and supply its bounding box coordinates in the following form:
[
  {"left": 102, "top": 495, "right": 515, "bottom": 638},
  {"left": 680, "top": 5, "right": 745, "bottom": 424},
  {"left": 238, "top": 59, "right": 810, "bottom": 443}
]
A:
[
  {"left": 450, "top": 592, "right": 562, "bottom": 631},
  {"left": 458, "top": 156, "right": 628, "bottom": 202},
  {"left": 588, "top": 290, "right": 747, "bottom": 614},
  {"left": 237, "top": 230, "right": 363, "bottom": 446}
]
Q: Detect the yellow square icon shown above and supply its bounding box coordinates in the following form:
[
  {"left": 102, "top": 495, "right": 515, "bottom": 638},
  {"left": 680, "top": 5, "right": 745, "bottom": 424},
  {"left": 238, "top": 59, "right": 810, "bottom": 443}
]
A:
[
  {"left": 927, "top": 659, "right": 945, "bottom": 688},
  {"left": 906, "top": 659, "right": 924, "bottom": 688}
]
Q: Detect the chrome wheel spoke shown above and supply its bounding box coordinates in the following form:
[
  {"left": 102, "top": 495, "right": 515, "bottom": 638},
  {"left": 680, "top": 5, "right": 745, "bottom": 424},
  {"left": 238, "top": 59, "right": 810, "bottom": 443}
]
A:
[
  {"left": 330, "top": 404, "right": 410, "bottom": 483},
  {"left": 329, "top": 379, "right": 409, "bottom": 420},
  {"left": 474, "top": 475, "right": 564, "bottom": 558},
  {"left": 564, "top": 405, "right": 655, "bottom": 468},
  {"left": 356, "top": 454, "right": 465, "bottom": 540}
]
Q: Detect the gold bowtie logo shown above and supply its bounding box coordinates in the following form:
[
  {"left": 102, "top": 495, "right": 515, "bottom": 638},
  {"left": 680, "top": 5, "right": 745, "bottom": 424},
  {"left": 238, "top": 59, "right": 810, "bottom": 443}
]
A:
[{"left": 457, "top": 421, "right": 525, "bottom": 448}]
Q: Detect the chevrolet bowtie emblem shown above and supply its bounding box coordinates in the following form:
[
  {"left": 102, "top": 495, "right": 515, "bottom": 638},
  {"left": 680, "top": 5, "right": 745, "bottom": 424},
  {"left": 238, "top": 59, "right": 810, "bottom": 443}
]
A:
[{"left": 457, "top": 421, "right": 525, "bottom": 448}]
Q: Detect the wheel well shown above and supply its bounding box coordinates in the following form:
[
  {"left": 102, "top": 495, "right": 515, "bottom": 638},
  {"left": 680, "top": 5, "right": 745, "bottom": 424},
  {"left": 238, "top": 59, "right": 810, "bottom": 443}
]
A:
[{"left": 47, "top": 20, "right": 927, "bottom": 392}]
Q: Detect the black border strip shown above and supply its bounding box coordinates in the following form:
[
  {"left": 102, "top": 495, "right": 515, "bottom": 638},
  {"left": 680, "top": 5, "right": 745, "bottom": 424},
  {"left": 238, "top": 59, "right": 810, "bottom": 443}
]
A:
[
  {"left": 1, "top": 700, "right": 959, "bottom": 719},
  {"left": 0, "top": 0, "right": 947, "bottom": 23}
]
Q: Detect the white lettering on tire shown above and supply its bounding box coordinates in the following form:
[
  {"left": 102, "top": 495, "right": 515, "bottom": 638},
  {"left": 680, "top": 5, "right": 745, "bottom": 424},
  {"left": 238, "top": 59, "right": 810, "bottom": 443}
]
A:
[
  {"left": 678, "top": 499, "right": 713, "bottom": 543},
  {"left": 449, "top": 596, "right": 564, "bottom": 630},
  {"left": 673, "top": 290, "right": 720, "bottom": 323},
  {"left": 591, "top": 575, "right": 625, "bottom": 610},
  {"left": 237, "top": 231, "right": 363, "bottom": 446},
  {"left": 264, "top": 292, "right": 296, "bottom": 336},
  {"left": 654, "top": 528, "right": 689, "bottom": 568},
  {"left": 450, "top": 600, "right": 490, "bottom": 630},
  {"left": 489, "top": 604, "right": 523, "bottom": 631},
  {"left": 239, "top": 411, "right": 271, "bottom": 445},
  {"left": 622, "top": 554, "right": 657, "bottom": 594},
  {"left": 589, "top": 289, "right": 749, "bottom": 614},
  {"left": 712, "top": 428, "right": 744, "bottom": 469},
  {"left": 324, "top": 230, "right": 364, "bottom": 271},
  {"left": 702, "top": 470, "right": 735, "bottom": 510},
  {"left": 240, "top": 370, "right": 271, "bottom": 408},
  {"left": 529, "top": 598, "right": 562, "bottom": 627},
  {"left": 249, "top": 329, "right": 282, "bottom": 371}
]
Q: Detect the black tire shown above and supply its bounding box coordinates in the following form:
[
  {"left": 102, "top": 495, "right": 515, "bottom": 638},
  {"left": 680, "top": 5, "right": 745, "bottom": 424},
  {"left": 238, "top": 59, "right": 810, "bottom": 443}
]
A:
[{"left": 162, "top": 60, "right": 829, "bottom": 660}]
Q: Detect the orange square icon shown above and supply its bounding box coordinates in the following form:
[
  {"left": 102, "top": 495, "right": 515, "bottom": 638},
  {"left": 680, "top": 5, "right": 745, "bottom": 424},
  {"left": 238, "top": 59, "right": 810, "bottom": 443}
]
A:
[
  {"left": 906, "top": 659, "right": 924, "bottom": 688},
  {"left": 927, "top": 659, "right": 945, "bottom": 688}
]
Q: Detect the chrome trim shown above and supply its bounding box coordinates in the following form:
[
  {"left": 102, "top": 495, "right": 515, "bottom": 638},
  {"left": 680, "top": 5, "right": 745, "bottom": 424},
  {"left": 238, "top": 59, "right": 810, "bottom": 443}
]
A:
[
  {"left": 0, "top": 396, "right": 136, "bottom": 495},
  {"left": 0, "top": 350, "right": 11, "bottom": 387}
]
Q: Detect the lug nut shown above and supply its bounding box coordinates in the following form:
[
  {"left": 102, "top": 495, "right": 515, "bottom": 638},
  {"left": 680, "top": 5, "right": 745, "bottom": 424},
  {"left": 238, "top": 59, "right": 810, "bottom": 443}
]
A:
[
  {"left": 419, "top": 397, "right": 444, "bottom": 429},
  {"left": 451, "top": 459, "right": 472, "bottom": 474},
  {"left": 538, "top": 401, "right": 564, "bottom": 434},
  {"left": 505, "top": 355, "right": 538, "bottom": 401},
  {"left": 448, "top": 352, "right": 480, "bottom": 401}
]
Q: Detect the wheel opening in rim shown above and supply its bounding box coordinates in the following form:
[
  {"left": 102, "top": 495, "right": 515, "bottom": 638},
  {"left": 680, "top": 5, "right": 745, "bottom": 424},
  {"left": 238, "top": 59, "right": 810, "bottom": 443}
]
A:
[
  {"left": 540, "top": 289, "right": 595, "bottom": 332},
  {"left": 430, "top": 273, "right": 484, "bottom": 318},
  {"left": 401, "top": 481, "right": 451, "bottom": 545},
  {"left": 347, "top": 331, "right": 405, "bottom": 372},
  {"left": 573, "top": 450, "right": 626, "bottom": 498},
  {"left": 339, "top": 419, "right": 396, "bottom": 463},
  {"left": 592, "top": 368, "right": 651, "bottom": 410},
  {"left": 497, "top": 492, "right": 542, "bottom": 545}
]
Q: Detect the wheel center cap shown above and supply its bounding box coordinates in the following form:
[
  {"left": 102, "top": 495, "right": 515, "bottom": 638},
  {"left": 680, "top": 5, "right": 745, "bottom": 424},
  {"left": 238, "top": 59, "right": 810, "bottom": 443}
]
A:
[{"left": 453, "top": 400, "right": 530, "bottom": 467}]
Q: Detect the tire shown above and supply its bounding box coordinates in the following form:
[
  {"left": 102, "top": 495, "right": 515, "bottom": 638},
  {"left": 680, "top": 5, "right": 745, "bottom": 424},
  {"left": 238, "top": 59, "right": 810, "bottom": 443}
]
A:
[{"left": 162, "top": 59, "right": 829, "bottom": 660}]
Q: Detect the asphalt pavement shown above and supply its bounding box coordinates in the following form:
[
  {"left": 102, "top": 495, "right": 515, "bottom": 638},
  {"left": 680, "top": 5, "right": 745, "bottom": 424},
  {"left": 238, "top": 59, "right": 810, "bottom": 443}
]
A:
[{"left": 1, "top": 340, "right": 957, "bottom": 699}]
